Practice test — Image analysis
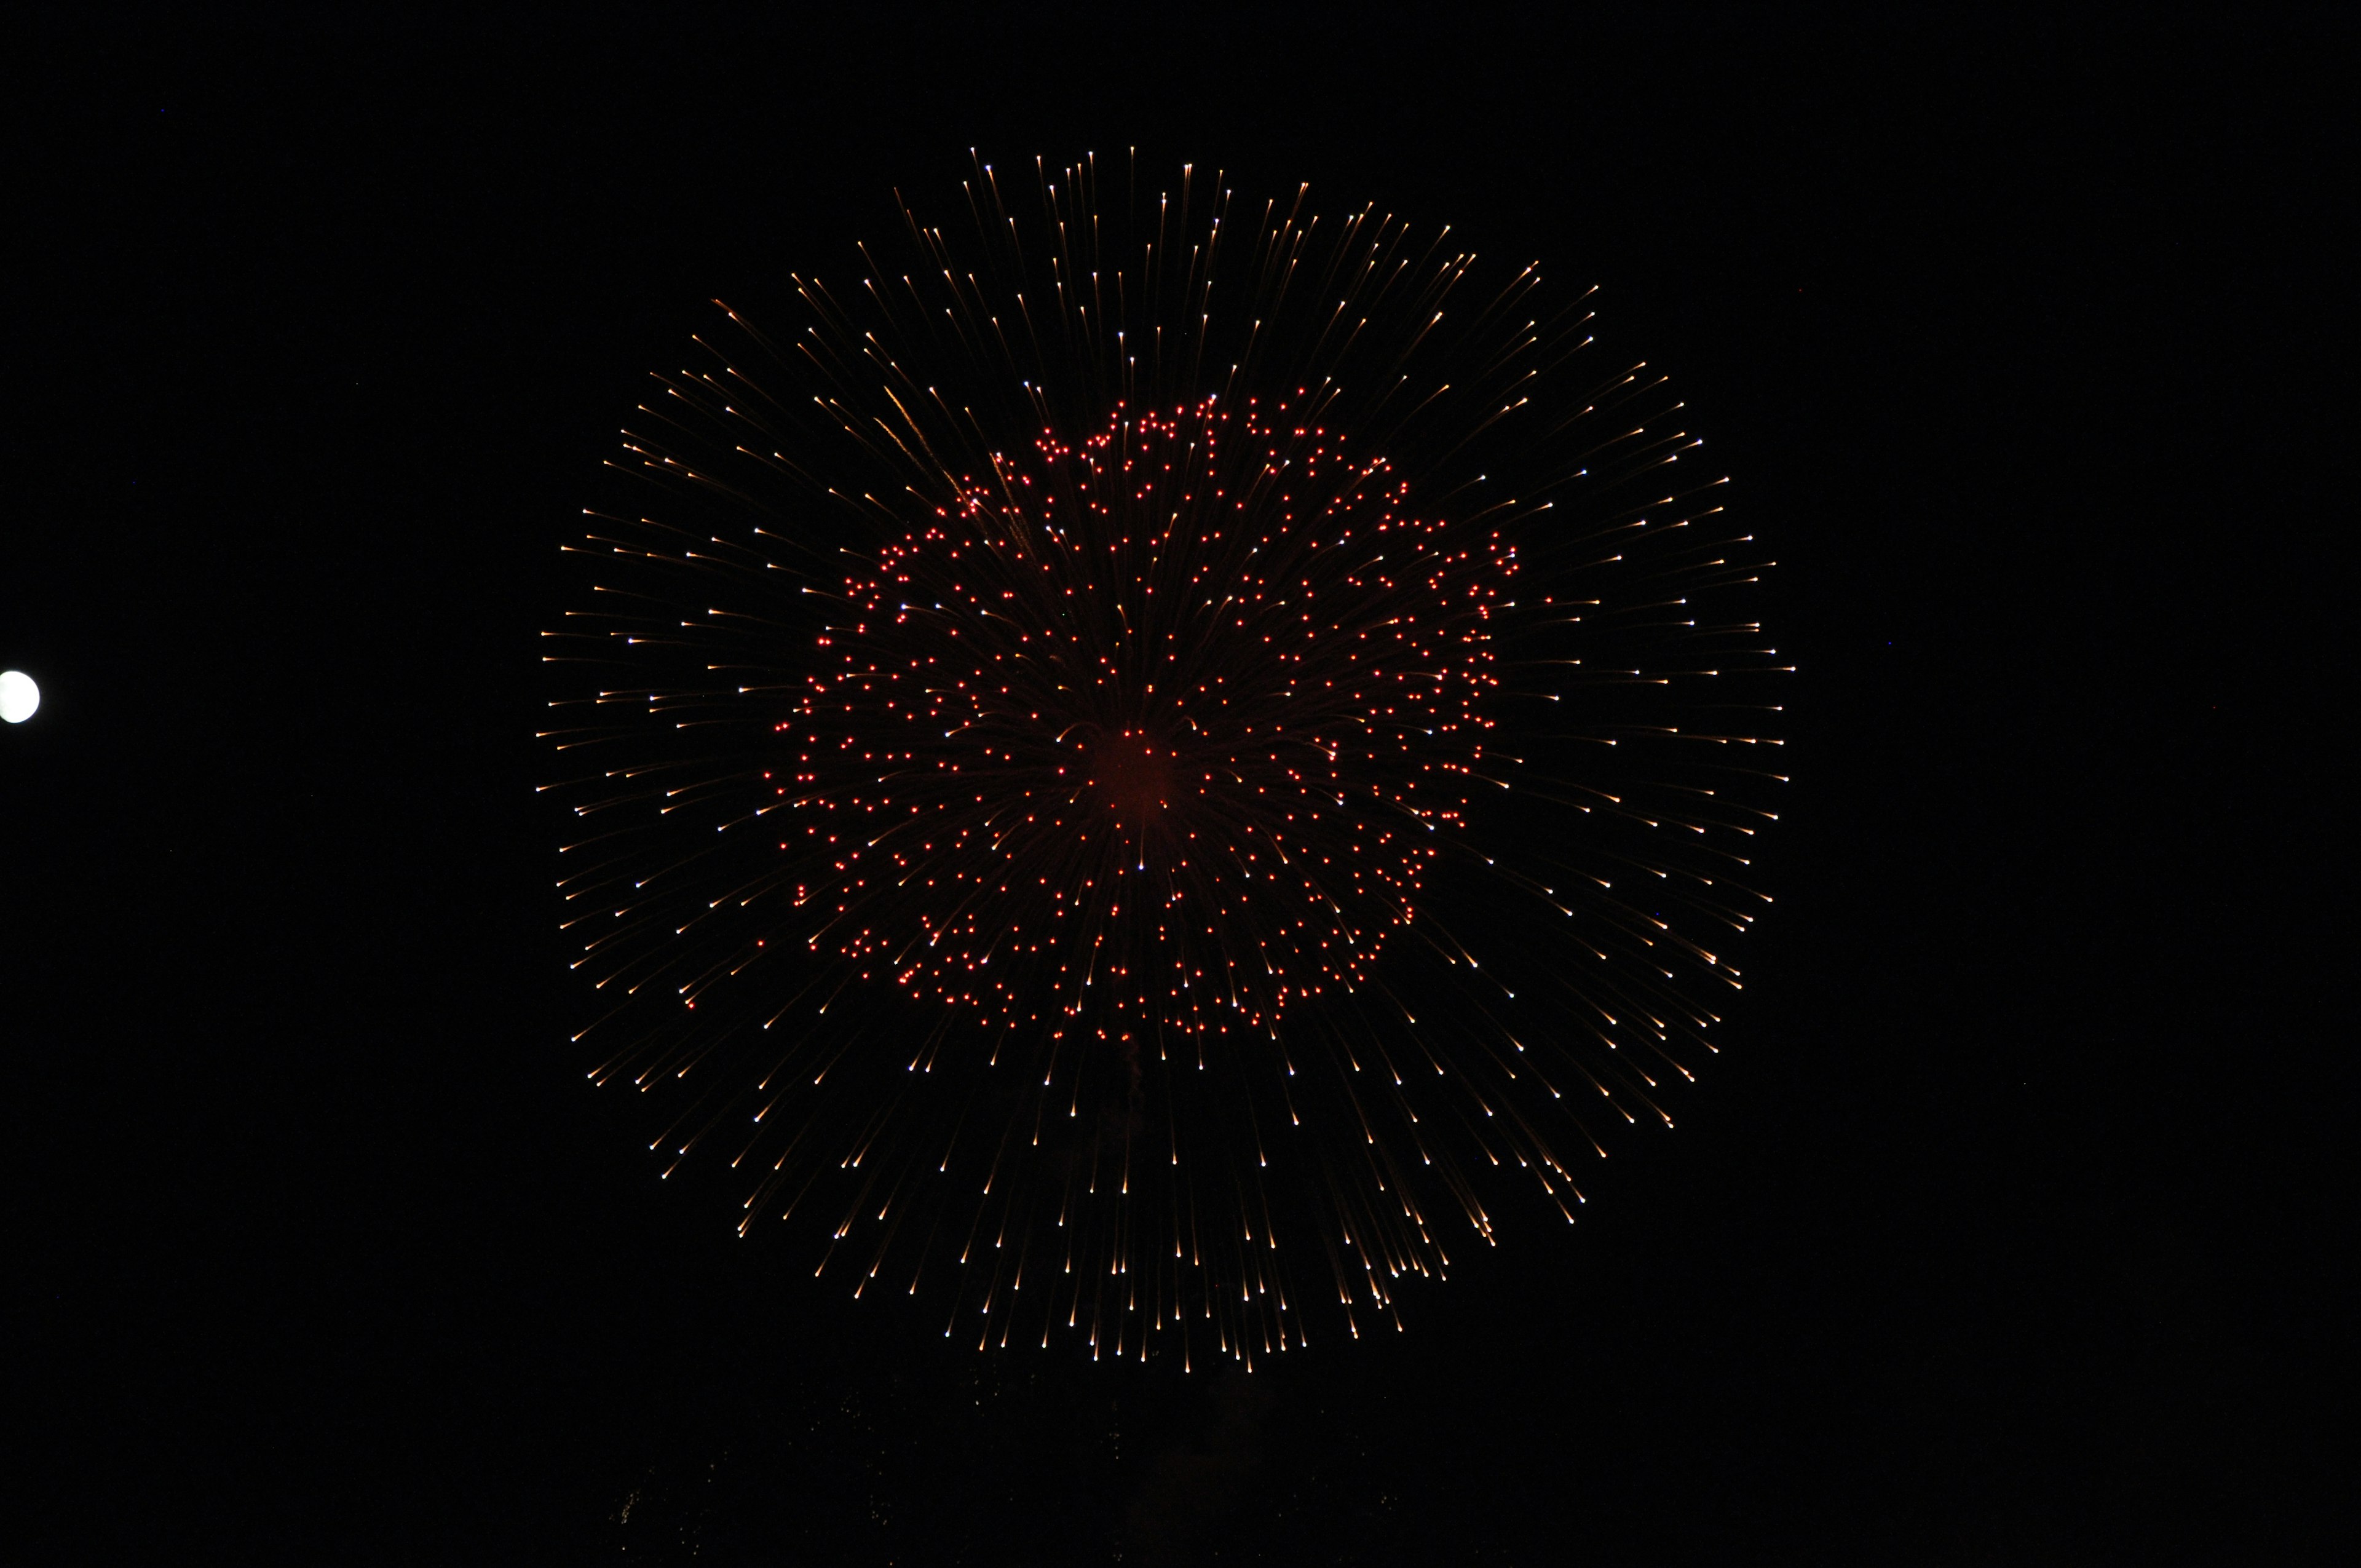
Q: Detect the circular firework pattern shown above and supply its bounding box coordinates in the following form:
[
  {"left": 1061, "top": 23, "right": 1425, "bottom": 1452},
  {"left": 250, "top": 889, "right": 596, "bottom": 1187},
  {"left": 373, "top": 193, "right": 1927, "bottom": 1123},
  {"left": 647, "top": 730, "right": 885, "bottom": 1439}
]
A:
[{"left": 542, "top": 156, "right": 1786, "bottom": 1366}]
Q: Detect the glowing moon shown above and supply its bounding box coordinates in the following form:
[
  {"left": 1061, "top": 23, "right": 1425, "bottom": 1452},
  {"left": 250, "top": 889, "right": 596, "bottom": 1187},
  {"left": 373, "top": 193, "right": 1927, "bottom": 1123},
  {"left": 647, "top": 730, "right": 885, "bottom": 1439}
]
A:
[{"left": 0, "top": 670, "right": 39, "bottom": 724}]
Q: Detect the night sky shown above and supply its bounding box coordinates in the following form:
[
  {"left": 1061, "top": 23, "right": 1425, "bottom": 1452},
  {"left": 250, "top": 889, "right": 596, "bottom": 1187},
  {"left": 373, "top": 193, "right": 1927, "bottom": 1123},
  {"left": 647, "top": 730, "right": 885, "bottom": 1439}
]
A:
[{"left": 6, "top": 12, "right": 2344, "bottom": 1564}]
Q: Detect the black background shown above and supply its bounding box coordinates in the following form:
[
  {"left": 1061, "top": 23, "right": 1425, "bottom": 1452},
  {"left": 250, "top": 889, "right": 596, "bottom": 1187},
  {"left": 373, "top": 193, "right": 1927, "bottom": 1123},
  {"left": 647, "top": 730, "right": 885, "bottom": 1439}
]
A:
[{"left": 6, "top": 9, "right": 2346, "bottom": 1562}]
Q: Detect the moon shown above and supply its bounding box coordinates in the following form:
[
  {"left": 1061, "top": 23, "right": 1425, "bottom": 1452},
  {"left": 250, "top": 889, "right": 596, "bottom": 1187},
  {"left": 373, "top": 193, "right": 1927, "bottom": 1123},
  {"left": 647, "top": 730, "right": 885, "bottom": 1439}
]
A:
[{"left": 0, "top": 670, "right": 39, "bottom": 724}]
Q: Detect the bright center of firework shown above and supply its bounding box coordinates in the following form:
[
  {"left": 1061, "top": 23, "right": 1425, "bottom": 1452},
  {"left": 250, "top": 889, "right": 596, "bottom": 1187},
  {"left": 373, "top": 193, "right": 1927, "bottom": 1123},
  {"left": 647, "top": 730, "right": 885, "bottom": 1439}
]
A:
[
  {"left": 1087, "top": 727, "right": 1176, "bottom": 825},
  {"left": 786, "top": 396, "right": 1508, "bottom": 1034}
]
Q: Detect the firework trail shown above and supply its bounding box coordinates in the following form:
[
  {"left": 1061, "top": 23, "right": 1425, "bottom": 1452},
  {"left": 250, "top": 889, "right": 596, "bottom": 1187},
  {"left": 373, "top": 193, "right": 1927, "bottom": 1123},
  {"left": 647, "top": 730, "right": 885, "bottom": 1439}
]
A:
[{"left": 540, "top": 154, "right": 1787, "bottom": 1366}]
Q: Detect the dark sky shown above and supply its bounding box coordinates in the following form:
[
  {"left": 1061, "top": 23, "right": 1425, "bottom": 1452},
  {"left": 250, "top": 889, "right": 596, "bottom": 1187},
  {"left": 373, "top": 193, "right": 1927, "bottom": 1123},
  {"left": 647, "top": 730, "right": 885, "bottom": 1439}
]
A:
[{"left": 6, "top": 10, "right": 2345, "bottom": 1564}]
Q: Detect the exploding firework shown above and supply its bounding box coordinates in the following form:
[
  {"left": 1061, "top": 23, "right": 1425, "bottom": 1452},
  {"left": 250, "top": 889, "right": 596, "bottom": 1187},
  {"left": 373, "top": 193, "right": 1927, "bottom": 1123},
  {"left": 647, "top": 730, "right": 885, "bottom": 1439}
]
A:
[{"left": 540, "top": 154, "right": 1786, "bottom": 1366}]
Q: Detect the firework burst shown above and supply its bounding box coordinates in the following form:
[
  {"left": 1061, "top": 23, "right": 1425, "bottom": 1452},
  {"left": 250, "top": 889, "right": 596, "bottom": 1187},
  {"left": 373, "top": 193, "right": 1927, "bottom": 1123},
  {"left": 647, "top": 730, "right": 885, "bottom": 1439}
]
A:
[{"left": 540, "top": 154, "right": 1786, "bottom": 1366}]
